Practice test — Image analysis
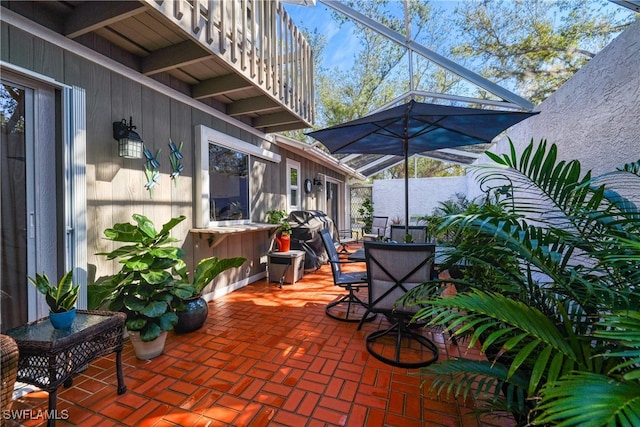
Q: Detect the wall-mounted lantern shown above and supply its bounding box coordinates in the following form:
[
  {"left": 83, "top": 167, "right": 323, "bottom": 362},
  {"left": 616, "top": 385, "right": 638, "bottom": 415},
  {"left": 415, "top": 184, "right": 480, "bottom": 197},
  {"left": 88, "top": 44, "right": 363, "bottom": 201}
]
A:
[
  {"left": 313, "top": 177, "right": 324, "bottom": 193},
  {"left": 113, "top": 117, "right": 143, "bottom": 159}
]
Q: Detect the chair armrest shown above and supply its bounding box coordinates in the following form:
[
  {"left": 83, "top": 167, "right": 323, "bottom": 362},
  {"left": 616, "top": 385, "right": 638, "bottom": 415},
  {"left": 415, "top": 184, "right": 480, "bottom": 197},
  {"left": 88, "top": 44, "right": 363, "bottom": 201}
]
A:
[{"left": 327, "top": 258, "right": 359, "bottom": 265}]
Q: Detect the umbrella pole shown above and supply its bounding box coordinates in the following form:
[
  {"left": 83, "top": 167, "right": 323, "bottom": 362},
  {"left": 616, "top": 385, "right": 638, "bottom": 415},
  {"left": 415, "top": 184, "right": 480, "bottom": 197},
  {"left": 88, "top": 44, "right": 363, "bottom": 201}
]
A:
[{"left": 404, "top": 143, "right": 409, "bottom": 237}]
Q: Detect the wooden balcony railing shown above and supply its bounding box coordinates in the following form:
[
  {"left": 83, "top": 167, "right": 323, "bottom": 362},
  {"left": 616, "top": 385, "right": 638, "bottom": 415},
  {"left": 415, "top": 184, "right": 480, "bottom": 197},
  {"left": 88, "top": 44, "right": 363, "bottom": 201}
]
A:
[{"left": 145, "top": 0, "right": 314, "bottom": 128}]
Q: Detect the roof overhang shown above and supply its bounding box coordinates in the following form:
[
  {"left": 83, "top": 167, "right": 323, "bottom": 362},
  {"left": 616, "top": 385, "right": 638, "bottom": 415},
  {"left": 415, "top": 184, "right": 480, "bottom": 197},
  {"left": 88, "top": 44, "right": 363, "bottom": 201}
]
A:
[{"left": 272, "top": 135, "right": 366, "bottom": 180}]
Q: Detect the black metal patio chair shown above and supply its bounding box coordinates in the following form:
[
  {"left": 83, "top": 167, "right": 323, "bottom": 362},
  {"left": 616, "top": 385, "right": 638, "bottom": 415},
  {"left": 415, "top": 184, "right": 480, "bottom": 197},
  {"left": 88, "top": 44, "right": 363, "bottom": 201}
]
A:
[
  {"left": 357, "top": 241, "right": 439, "bottom": 368},
  {"left": 389, "top": 225, "right": 429, "bottom": 243},
  {"left": 319, "top": 228, "right": 377, "bottom": 323},
  {"left": 362, "top": 216, "right": 388, "bottom": 241}
]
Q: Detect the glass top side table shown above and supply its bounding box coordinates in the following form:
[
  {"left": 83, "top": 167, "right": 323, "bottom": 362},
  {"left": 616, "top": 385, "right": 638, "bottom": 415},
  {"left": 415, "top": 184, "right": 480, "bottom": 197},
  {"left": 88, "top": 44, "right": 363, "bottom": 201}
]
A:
[{"left": 6, "top": 310, "right": 127, "bottom": 426}]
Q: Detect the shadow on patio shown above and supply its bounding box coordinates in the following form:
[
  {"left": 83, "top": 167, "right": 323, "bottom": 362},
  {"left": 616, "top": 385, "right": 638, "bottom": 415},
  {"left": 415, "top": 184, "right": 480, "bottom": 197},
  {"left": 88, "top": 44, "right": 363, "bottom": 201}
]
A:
[{"left": 8, "top": 252, "right": 516, "bottom": 427}]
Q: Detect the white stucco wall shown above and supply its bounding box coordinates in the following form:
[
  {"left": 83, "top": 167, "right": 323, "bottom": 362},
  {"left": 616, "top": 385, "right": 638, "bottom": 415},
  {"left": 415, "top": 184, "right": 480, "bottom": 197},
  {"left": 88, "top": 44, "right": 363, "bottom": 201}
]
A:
[
  {"left": 367, "top": 20, "right": 638, "bottom": 217},
  {"left": 372, "top": 176, "right": 468, "bottom": 223},
  {"left": 468, "top": 19, "right": 640, "bottom": 200}
]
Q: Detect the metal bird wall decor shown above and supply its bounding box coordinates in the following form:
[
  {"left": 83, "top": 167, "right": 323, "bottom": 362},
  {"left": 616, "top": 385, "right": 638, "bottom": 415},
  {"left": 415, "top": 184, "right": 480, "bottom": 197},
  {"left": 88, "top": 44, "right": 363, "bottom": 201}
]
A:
[
  {"left": 144, "top": 148, "right": 161, "bottom": 198},
  {"left": 168, "top": 139, "right": 184, "bottom": 186}
]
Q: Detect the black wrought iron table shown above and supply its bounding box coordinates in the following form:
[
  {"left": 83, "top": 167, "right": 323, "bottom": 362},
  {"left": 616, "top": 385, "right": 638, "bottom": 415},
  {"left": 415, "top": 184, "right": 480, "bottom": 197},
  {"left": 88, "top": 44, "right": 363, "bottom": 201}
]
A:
[{"left": 6, "top": 310, "right": 127, "bottom": 426}]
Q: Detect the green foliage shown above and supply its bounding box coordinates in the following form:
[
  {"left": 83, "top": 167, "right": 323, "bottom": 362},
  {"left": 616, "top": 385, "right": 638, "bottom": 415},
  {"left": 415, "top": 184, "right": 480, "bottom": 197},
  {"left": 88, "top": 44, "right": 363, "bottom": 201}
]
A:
[
  {"left": 372, "top": 157, "right": 465, "bottom": 179},
  {"left": 416, "top": 193, "right": 475, "bottom": 243},
  {"left": 403, "top": 139, "right": 640, "bottom": 425},
  {"left": 28, "top": 270, "right": 78, "bottom": 313},
  {"left": 173, "top": 256, "right": 246, "bottom": 297},
  {"left": 266, "top": 209, "right": 291, "bottom": 234},
  {"left": 315, "top": 0, "right": 443, "bottom": 127},
  {"left": 90, "top": 214, "right": 194, "bottom": 341},
  {"left": 357, "top": 197, "right": 374, "bottom": 233},
  {"left": 451, "top": 0, "right": 634, "bottom": 104},
  {"left": 299, "top": 0, "right": 633, "bottom": 142}
]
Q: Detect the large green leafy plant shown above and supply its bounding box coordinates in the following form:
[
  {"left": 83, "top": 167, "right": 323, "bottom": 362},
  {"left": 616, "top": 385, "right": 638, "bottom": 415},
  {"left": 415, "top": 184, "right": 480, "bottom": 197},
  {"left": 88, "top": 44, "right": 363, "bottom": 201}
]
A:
[
  {"left": 90, "top": 214, "right": 194, "bottom": 341},
  {"left": 404, "top": 139, "right": 640, "bottom": 426},
  {"left": 173, "top": 256, "right": 246, "bottom": 298}
]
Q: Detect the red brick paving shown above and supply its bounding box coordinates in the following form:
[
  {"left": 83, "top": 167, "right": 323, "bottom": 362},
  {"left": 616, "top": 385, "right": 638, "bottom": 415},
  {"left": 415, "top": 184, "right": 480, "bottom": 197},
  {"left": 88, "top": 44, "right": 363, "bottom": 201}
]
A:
[{"left": 7, "top": 249, "right": 515, "bottom": 426}]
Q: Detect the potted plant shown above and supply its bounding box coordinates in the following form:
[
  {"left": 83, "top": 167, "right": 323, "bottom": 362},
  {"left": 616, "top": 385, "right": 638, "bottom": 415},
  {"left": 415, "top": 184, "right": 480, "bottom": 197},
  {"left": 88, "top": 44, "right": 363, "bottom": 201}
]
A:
[
  {"left": 28, "top": 270, "right": 78, "bottom": 329},
  {"left": 357, "top": 198, "right": 374, "bottom": 235},
  {"left": 90, "top": 214, "right": 194, "bottom": 360},
  {"left": 403, "top": 140, "right": 640, "bottom": 425},
  {"left": 267, "top": 210, "right": 292, "bottom": 252},
  {"left": 173, "top": 255, "right": 246, "bottom": 333}
]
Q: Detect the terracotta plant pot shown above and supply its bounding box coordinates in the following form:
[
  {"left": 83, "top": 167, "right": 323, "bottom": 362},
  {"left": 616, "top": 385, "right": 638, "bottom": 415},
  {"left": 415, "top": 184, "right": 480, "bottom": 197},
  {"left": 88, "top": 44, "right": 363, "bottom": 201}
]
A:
[
  {"left": 175, "top": 297, "right": 209, "bottom": 333},
  {"left": 275, "top": 234, "right": 291, "bottom": 252},
  {"left": 128, "top": 330, "right": 168, "bottom": 360}
]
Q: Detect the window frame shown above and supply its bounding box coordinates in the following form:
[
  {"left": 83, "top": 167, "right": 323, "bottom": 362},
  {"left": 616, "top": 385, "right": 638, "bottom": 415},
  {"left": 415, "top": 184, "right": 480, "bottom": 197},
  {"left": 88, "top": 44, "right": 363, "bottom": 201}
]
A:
[
  {"left": 195, "top": 125, "right": 280, "bottom": 228},
  {"left": 286, "top": 159, "right": 301, "bottom": 212}
]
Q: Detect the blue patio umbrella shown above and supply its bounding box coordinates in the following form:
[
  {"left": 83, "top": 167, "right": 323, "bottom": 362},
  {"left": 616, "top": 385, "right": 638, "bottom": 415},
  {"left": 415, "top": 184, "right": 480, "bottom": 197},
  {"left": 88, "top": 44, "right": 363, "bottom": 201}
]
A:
[{"left": 306, "top": 100, "right": 538, "bottom": 235}]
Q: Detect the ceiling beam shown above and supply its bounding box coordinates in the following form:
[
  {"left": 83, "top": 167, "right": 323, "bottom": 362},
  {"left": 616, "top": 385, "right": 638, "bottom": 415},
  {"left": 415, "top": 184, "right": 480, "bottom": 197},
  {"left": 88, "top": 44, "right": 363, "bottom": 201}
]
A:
[
  {"left": 227, "top": 96, "right": 281, "bottom": 116},
  {"left": 253, "top": 112, "right": 299, "bottom": 128},
  {"left": 142, "top": 41, "right": 210, "bottom": 75},
  {"left": 609, "top": 0, "right": 640, "bottom": 12},
  {"left": 65, "top": 1, "right": 148, "bottom": 39},
  {"left": 192, "top": 74, "right": 252, "bottom": 99},
  {"left": 356, "top": 155, "right": 396, "bottom": 173},
  {"left": 265, "top": 123, "right": 310, "bottom": 133},
  {"left": 339, "top": 153, "right": 362, "bottom": 164},
  {"left": 430, "top": 148, "right": 483, "bottom": 159},
  {"left": 373, "top": 90, "right": 527, "bottom": 113}
]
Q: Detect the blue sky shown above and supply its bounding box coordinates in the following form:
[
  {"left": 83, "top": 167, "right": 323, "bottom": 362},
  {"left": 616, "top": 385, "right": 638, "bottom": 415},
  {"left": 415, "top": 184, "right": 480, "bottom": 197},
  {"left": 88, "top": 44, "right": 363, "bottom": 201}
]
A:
[
  {"left": 282, "top": 1, "right": 470, "bottom": 72},
  {"left": 282, "top": 0, "right": 635, "bottom": 73},
  {"left": 283, "top": 1, "right": 359, "bottom": 71}
]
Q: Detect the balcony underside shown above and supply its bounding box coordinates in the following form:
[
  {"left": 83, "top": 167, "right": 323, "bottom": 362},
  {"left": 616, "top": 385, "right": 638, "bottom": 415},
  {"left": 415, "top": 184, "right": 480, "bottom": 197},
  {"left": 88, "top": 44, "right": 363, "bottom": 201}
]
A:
[{"left": 5, "top": 0, "right": 313, "bottom": 133}]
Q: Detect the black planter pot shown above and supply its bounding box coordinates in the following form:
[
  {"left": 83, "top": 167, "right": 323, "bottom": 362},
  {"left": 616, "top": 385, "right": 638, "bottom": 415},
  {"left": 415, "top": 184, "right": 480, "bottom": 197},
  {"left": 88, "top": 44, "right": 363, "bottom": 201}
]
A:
[{"left": 175, "top": 297, "right": 209, "bottom": 333}]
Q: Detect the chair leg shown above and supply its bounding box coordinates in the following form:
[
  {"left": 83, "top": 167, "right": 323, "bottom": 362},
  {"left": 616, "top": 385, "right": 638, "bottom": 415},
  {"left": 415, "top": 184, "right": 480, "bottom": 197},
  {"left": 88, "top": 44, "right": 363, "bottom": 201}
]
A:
[
  {"left": 337, "top": 244, "right": 352, "bottom": 255},
  {"left": 356, "top": 309, "right": 371, "bottom": 330},
  {"left": 325, "top": 287, "right": 377, "bottom": 323},
  {"left": 365, "top": 320, "right": 439, "bottom": 368}
]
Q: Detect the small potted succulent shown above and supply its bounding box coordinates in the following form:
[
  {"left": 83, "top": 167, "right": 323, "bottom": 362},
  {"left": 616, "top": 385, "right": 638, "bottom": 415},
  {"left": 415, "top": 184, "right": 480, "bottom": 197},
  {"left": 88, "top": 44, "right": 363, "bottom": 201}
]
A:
[
  {"left": 173, "top": 255, "right": 246, "bottom": 333},
  {"left": 28, "top": 270, "right": 79, "bottom": 329}
]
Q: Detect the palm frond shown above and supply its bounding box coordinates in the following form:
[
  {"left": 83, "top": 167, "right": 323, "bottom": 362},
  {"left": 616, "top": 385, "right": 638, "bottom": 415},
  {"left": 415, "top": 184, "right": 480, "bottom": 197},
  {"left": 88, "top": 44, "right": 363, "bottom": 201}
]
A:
[
  {"left": 421, "top": 359, "right": 530, "bottom": 416},
  {"left": 416, "top": 290, "right": 585, "bottom": 395},
  {"left": 414, "top": 140, "right": 640, "bottom": 424},
  {"left": 593, "top": 311, "right": 640, "bottom": 379},
  {"left": 535, "top": 372, "right": 640, "bottom": 427}
]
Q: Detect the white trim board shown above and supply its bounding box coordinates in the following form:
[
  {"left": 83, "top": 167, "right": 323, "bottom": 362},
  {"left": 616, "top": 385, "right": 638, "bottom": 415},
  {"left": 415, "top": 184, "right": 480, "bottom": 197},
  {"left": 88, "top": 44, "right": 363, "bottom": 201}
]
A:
[{"left": 195, "top": 125, "right": 281, "bottom": 228}]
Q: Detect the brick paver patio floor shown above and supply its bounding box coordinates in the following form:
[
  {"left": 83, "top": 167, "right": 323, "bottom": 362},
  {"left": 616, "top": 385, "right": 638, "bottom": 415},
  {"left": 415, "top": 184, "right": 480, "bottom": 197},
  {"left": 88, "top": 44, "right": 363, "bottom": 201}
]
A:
[{"left": 8, "top": 248, "right": 516, "bottom": 427}]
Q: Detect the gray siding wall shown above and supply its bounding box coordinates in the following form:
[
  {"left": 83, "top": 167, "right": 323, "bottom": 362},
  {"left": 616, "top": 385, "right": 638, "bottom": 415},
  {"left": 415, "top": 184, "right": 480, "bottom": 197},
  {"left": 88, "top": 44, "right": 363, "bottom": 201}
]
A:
[{"left": 1, "top": 21, "right": 344, "bottom": 291}]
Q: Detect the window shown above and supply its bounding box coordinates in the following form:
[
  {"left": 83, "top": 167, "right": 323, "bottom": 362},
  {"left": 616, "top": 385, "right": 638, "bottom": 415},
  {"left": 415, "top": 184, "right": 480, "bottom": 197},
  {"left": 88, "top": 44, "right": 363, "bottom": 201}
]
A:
[
  {"left": 287, "top": 159, "right": 301, "bottom": 211},
  {"left": 196, "top": 125, "right": 281, "bottom": 227},
  {"left": 208, "top": 144, "right": 249, "bottom": 221}
]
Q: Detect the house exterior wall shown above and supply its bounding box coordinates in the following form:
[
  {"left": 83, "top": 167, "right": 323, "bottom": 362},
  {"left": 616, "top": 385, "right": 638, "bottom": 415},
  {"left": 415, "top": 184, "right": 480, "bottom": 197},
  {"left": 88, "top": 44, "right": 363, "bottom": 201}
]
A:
[
  {"left": 0, "top": 18, "right": 343, "bottom": 300},
  {"left": 468, "top": 19, "right": 640, "bottom": 200}
]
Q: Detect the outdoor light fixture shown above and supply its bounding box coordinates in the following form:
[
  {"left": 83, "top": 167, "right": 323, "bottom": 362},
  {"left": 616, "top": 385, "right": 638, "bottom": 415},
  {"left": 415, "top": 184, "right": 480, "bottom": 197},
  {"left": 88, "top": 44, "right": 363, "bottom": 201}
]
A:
[
  {"left": 313, "top": 177, "right": 323, "bottom": 193},
  {"left": 113, "top": 117, "right": 144, "bottom": 159}
]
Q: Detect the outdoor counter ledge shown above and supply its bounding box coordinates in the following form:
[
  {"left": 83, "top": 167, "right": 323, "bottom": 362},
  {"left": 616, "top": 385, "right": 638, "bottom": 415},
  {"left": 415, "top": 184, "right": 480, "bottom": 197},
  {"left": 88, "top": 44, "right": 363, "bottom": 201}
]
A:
[{"left": 190, "top": 223, "right": 279, "bottom": 248}]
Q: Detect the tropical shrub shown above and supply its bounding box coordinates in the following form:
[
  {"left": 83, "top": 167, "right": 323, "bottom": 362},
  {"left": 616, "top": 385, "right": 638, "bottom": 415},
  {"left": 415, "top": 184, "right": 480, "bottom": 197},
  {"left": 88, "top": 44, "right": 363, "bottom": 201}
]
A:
[
  {"left": 358, "top": 197, "right": 374, "bottom": 233},
  {"left": 403, "top": 139, "right": 640, "bottom": 426},
  {"left": 89, "top": 214, "right": 194, "bottom": 341}
]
